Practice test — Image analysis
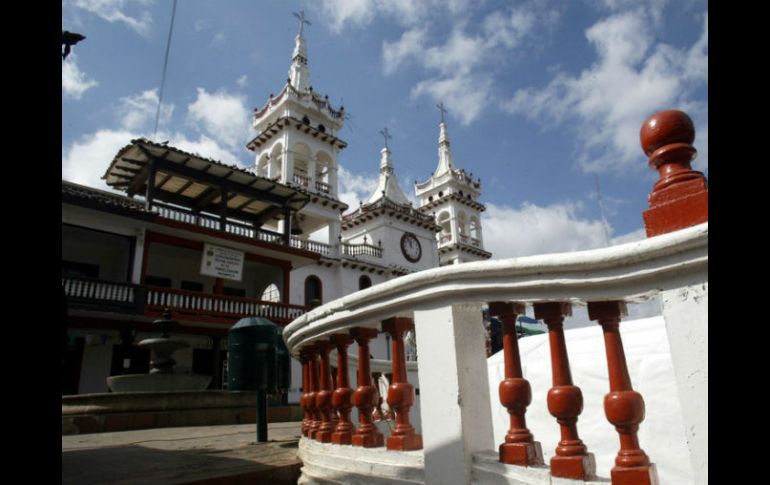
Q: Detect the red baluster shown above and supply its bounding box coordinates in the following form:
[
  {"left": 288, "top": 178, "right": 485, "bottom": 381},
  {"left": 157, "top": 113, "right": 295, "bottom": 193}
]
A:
[
  {"left": 640, "top": 109, "right": 707, "bottom": 237},
  {"left": 350, "top": 327, "right": 385, "bottom": 447},
  {"left": 315, "top": 340, "right": 335, "bottom": 443},
  {"left": 382, "top": 317, "right": 422, "bottom": 451},
  {"left": 306, "top": 346, "right": 321, "bottom": 440},
  {"left": 489, "top": 301, "right": 543, "bottom": 467},
  {"left": 534, "top": 302, "right": 595, "bottom": 481},
  {"left": 299, "top": 351, "right": 311, "bottom": 437},
  {"left": 331, "top": 333, "right": 356, "bottom": 445},
  {"left": 588, "top": 301, "right": 659, "bottom": 485}
]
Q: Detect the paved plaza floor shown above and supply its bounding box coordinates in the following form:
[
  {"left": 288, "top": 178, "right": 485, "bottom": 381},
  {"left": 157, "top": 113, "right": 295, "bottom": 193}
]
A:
[{"left": 62, "top": 421, "right": 302, "bottom": 484}]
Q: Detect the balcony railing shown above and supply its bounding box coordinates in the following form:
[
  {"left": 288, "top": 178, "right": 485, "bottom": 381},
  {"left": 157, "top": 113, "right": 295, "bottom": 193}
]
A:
[
  {"left": 342, "top": 243, "right": 382, "bottom": 258},
  {"left": 315, "top": 180, "right": 331, "bottom": 195},
  {"left": 293, "top": 173, "right": 310, "bottom": 187},
  {"left": 145, "top": 286, "right": 307, "bottom": 324},
  {"left": 62, "top": 276, "right": 308, "bottom": 325},
  {"left": 62, "top": 276, "right": 140, "bottom": 313},
  {"left": 152, "top": 201, "right": 329, "bottom": 256}
]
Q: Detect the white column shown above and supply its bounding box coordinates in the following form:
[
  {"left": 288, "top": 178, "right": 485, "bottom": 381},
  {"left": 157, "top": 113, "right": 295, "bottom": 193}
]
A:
[
  {"left": 329, "top": 164, "right": 339, "bottom": 198},
  {"left": 282, "top": 148, "right": 295, "bottom": 185},
  {"left": 328, "top": 221, "right": 341, "bottom": 258},
  {"left": 130, "top": 228, "right": 145, "bottom": 285},
  {"left": 414, "top": 302, "right": 494, "bottom": 485},
  {"left": 660, "top": 280, "right": 708, "bottom": 485}
]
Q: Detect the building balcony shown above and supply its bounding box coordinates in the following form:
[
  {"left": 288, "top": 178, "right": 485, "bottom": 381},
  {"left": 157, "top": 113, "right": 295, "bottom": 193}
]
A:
[
  {"left": 284, "top": 222, "right": 707, "bottom": 484},
  {"left": 62, "top": 276, "right": 309, "bottom": 326},
  {"left": 342, "top": 242, "right": 383, "bottom": 258}
]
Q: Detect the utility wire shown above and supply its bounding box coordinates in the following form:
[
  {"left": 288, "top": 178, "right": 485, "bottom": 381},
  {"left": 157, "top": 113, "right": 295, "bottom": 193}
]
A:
[{"left": 153, "top": 0, "right": 178, "bottom": 139}]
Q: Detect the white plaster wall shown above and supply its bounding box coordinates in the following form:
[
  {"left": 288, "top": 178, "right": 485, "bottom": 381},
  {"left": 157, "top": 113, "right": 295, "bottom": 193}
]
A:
[
  {"left": 62, "top": 224, "right": 134, "bottom": 282},
  {"left": 76, "top": 331, "right": 117, "bottom": 394},
  {"left": 290, "top": 264, "right": 342, "bottom": 306},
  {"left": 660, "top": 281, "right": 708, "bottom": 485}
]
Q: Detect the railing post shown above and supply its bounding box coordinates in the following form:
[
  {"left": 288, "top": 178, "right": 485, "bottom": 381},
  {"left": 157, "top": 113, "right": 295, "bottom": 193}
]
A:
[
  {"left": 331, "top": 333, "right": 355, "bottom": 445},
  {"left": 382, "top": 317, "right": 422, "bottom": 451},
  {"left": 315, "top": 341, "right": 335, "bottom": 443},
  {"left": 488, "top": 301, "right": 544, "bottom": 467},
  {"left": 413, "top": 303, "right": 494, "bottom": 485},
  {"left": 588, "top": 301, "right": 659, "bottom": 485},
  {"left": 641, "top": 109, "right": 707, "bottom": 237},
  {"left": 299, "top": 351, "right": 311, "bottom": 437},
  {"left": 641, "top": 109, "right": 708, "bottom": 484},
  {"left": 306, "top": 346, "right": 321, "bottom": 440},
  {"left": 350, "top": 327, "right": 384, "bottom": 447},
  {"left": 534, "top": 301, "right": 595, "bottom": 481}
]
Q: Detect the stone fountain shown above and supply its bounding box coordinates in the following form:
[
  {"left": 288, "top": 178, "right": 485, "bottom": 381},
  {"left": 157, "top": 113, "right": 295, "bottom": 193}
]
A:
[{"left": 106, "top": 311, "right": 211, "bottom": 392}]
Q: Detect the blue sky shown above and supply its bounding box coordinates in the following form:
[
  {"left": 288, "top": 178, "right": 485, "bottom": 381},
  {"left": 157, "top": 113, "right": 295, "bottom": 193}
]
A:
[{"left": 62, "top": 0, "right": 708, "bottom": 259}]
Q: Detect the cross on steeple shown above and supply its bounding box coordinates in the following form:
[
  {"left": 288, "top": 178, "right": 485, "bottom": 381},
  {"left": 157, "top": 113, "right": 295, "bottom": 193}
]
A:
[
  {"left": 436, "top": 102, "right": 447, "bottom": 123},
  {"left": 293, "top": 10, "right": 311, "bottom": 36},
  {"left": 380, "top": 127, "right": 392, "bottom": 149}
]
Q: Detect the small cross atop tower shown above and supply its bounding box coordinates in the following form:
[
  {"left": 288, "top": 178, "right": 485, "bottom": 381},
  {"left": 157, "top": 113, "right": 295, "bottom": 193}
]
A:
[
  {"left": 293, "top": 10, "right": 311, "bottom": 36},
  {"left": 436, "top": 102, "right": 447, "bottom": 123},
  {"left": 380, "top": 127, "right": 392, "bottom": 150}
]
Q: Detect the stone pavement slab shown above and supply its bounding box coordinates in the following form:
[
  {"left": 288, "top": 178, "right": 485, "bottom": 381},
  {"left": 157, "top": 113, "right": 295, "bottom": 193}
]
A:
[{"left": 62, "top": 422, "right": 302, "bottom": 484}]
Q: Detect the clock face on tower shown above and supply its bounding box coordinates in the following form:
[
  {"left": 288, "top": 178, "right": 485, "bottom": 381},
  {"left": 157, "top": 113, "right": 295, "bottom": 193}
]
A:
[{"left": 400, "top": 232, "right": 422, "bottom": 263}]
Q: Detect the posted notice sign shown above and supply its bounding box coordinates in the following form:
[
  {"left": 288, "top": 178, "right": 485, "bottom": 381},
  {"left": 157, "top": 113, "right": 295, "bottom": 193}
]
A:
[{"left": 200, "top": 244, "right": 245, "bottom": 281}]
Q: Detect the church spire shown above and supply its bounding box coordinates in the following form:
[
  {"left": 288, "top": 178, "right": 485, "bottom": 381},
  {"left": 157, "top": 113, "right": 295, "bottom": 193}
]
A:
[
  {"left": 366, "top": 128, "right": 410, "bottom": 206},
  {"left": 434, "top": 102, "right": 454, "bottom": 177},
  {"left": 289, "top": 11, "right": 311, "bottom": 91}
]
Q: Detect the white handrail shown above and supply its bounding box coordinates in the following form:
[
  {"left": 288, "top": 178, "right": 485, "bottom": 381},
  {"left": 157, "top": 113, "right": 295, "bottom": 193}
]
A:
[{"left": 284, "top": 223, "right": 707, "bottom": 356}]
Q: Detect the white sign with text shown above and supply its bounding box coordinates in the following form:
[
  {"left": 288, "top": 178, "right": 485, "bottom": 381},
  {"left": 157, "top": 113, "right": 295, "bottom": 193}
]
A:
[{"left": 200, "top": 243, "right": 244, "bottom": 281}]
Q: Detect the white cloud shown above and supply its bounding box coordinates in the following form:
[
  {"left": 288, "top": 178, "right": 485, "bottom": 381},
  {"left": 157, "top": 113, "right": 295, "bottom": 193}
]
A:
[
  {"left": 186, "top": 88, "right": 251, "bottom": 150},
  {"left": 212, "top": 32, "right": 226, "bottom": 45},
  {"left": 338, "top": 165, "right": 379, "bottom": 212},
  {"left": 62, "top": 55, "right": 98, "bottom": 99},
  {"left": 62, "top": 129, "right": 138, "bottom": 190},
  {"left": 505, "top": 9, "right": 708, "bottom": 173},
  {"left": 482, "top": 201, "right": 609, "bottom": 258},
  {"left": 382, "top": 28, "right": 427, "bottom": 76},
  {"left": 62, "top": 128, "right": 246, "bottom": 192},
  {"left": 411, "top": 74, "right": 492, "bottom": 126},
  {"left": 236, "top": 75, "right": 249, "bottom": 88},
  {"left": 71, "top": 0, "right": 154, "bottom": 37},
  {"left": 318, "top": 0, "right": 472, "bottom": 32},
  {"left": 117, "top": 88, "right": 174, "bottom": 132}
]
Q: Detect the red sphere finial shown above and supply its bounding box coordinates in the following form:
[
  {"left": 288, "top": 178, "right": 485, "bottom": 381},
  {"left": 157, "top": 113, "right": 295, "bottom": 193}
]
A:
[{"left": 640, "top": 109, "right": 695, "bottom": 158}]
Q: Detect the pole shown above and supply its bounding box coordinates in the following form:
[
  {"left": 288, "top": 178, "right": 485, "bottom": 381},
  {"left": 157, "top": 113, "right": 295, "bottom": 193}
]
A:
[{"left": 256, "top": 389, "right": 268, "bottom": 442}]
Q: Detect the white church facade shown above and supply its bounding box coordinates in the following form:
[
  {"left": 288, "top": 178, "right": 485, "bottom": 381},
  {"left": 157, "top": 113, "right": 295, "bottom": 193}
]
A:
[{"left": 244, "top": 18, "right": 491, "bottom": 397}]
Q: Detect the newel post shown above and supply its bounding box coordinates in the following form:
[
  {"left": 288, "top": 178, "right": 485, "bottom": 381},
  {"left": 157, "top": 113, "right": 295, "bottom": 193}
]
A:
[
  {"left": 588, "top": 301, "right": 659, "bottom": 485},
  {"left": 641, "top": 109, "right": 707, "bottom": 237},
  {"left": 382, "top": 317, "right": 423, "bottom": 451},
  {"left": 534, "top": 302, "right": 596, "bottom": 481},
  {"left": 331, "top": 333, "right": 355, "bottom": 444},
  {"left": 488, "top": 301, "right": 543, "bottom": 467},
  {"left": 315, "top": 340, "right": 335, "bottom": 442},
  {"left": 641, "top": 109, "right": 708, "bottom": 484},
  {"left": 350, "top": 327, "right": 385, "bottom": 447}
]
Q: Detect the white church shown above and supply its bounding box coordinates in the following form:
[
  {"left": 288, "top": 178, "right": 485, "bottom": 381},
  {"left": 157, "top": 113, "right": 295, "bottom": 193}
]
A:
[{"left": 246, "top": 16, "right": 491, "bottom": 370}]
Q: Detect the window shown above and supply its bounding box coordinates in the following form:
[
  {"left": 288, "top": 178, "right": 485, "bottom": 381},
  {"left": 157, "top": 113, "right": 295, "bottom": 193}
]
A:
[
  {"left": 62, "top": 260, "right": 99, "bottom": 279},
  {"left": 304, "top": 276, "right": 322, "bottom": 308},
  {"left": 145, "top": 275, "right": 172, "bottom": 287},
  {"left": 223, "top": 287, "right": 246, "bottom": 298},
  {"left": 181, "top": 281, "right": 204, "bottom": 292},
  {"left": 359, "top": 275, "right": 372, "bottom": 290},
  {"left": 260, "top": 283, "right": 281, "bottom": 302}
]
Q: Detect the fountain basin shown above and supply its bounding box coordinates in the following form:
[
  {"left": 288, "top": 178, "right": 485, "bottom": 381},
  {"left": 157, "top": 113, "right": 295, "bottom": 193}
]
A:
[{"left": 107, "top": 373, "right": 211, "bottom": 393}]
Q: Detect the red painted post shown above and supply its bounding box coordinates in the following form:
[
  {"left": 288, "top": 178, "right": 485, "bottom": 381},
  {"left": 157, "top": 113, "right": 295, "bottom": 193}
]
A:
[
  {"left": 315, "top": 340, "right": 335, "bottom": 443},
  {"left": 534, "top": 302, "right": 595, "bottom": 481},
  {"left": 299, "top": 351, "right": 311, "bottom": 437},
  {"left": 588, "top": 301, "right": 659, "bottom": 485},
  {"left": 382, "top": 317, "right": 423, "bottom": 451},
  {"left": 306, "top": 346, "right": 321, "bottom": 439},
  {"left": 331, "top": 333, "right": 356, "bottom": 445},
  {"left": 488, "top": 301, "right": 544, "bottom": 467},
  {"left": 640, "top": 109, "right": 707, "bottom": 237},
  {"left": 350, "top": 327, "right": 385, "bottom": 447}
]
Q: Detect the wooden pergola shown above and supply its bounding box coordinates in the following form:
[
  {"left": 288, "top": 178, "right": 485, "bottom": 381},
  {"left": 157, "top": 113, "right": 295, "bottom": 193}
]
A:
[{"left": 103, "top": 139, "right": 309, "bottom": 243}]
